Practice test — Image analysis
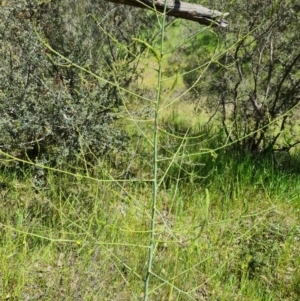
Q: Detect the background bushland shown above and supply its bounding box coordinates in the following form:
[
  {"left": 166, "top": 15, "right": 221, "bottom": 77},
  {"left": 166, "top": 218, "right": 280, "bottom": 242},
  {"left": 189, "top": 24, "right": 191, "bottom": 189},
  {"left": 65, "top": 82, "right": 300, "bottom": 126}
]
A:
[
  {"left": 0, "top": 0, "right": 155, "bottom": 163},
  {"left": 180, "top": 0, "right": 300, "bottom": 155}
]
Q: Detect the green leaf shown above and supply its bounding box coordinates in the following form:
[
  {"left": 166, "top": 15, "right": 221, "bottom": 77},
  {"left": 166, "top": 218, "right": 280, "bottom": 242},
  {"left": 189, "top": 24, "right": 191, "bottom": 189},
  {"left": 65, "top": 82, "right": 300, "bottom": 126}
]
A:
[{"left": 132, "top": 38, "right": 161, "bottom": 63}]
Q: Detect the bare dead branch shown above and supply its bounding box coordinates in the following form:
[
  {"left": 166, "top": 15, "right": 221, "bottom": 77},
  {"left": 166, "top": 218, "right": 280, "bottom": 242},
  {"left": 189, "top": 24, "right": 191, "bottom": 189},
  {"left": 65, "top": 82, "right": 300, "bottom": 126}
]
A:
[{"left": 104, "top": 0, "right": 229, "bottom": 27}]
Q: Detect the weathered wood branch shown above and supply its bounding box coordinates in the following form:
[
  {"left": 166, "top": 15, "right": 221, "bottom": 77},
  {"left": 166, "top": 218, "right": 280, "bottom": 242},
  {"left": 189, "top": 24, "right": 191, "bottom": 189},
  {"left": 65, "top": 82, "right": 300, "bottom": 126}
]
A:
[{"left": 105, "top": 0, "right": 229, "bottom": 27}]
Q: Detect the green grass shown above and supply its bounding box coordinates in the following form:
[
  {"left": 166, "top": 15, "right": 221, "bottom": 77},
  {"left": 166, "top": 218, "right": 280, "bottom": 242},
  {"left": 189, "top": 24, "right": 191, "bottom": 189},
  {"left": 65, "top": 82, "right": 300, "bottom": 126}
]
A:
[{"left": 1, "top": 131, "right": 300, "bottom": 300}]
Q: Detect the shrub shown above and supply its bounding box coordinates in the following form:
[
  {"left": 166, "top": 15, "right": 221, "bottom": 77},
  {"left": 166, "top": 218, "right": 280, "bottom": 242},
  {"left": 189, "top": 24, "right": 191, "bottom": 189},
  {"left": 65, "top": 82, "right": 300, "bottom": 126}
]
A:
[{"left": 0, "top": 0, "right": 149, "bottom": 163}]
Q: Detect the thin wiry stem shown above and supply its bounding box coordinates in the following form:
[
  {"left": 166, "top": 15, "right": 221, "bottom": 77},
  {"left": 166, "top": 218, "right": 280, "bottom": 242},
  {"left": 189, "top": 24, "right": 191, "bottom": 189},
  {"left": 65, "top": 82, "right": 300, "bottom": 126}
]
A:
[{"left": 143, "top": 3, "right": 167, "bottom": 300}]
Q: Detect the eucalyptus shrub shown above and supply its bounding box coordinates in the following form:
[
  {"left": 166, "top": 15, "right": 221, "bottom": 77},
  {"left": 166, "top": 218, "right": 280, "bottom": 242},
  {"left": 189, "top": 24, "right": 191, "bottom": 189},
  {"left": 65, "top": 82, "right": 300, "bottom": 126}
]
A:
[
  {"left": 181, "top": 0, "right": 300, "bottom": 155},
  {"left": 207, "top": 1, "right": 300, "bottom": 155},
  {"left": 0, "top": 0, "right": 150, "bottom": 162}
]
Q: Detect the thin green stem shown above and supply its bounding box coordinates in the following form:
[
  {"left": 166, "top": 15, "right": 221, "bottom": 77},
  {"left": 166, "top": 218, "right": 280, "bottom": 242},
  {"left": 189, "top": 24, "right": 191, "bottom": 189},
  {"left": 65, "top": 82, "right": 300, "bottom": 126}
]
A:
[{"left": 143, "top": 3, "right": 167, "bottom": 300}]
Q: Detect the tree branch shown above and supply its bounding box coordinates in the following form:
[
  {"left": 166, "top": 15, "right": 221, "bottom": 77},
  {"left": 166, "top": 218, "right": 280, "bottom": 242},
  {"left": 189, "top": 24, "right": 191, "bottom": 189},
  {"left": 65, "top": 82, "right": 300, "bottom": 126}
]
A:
[{"left": 104, "top": 0, "right": 229, "bottom": 27}]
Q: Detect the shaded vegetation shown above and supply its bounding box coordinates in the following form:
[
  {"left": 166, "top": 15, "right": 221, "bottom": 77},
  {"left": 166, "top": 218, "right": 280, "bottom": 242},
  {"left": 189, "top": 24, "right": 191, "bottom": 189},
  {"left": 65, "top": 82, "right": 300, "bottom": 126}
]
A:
[{"left": 0, "top": 0, "right": 154, "bottom": 162}]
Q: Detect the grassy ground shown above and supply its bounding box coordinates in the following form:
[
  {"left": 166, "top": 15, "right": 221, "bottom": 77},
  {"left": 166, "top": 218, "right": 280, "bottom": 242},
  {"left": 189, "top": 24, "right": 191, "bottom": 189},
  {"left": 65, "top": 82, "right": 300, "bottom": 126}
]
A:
[{"left": 1, "top": 106, "right": 300, "bottom": 300}]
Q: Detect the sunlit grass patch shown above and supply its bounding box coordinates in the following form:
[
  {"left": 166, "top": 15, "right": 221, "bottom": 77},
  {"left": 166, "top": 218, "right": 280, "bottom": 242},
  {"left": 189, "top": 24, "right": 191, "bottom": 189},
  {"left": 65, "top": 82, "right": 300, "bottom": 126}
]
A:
[{"left": 1, "top": 145, "right": 300, "bottom": 299}]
